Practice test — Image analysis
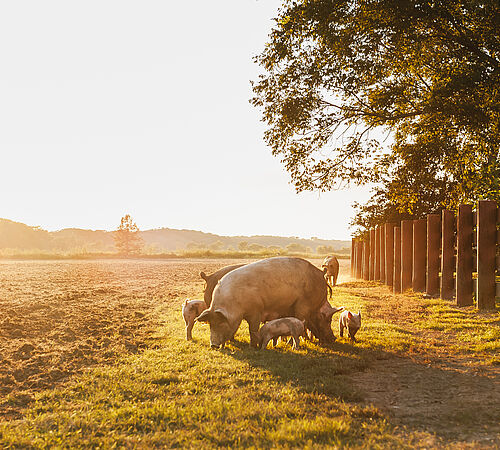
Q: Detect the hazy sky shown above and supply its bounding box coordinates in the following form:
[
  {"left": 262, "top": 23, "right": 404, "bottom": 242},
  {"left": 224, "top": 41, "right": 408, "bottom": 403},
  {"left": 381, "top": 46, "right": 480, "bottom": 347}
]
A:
[{"left": 0, "top": 1, "right": 372, "bottom": 240}]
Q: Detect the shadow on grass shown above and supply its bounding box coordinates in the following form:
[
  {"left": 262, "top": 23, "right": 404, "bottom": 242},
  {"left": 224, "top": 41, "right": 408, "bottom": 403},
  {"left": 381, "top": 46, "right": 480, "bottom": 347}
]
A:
[
  {"left": 222, "top": 337, "right": 500, "bottom": 444},
  {"left": 223, "top": 337, "right": 389, "bottom": 403}
]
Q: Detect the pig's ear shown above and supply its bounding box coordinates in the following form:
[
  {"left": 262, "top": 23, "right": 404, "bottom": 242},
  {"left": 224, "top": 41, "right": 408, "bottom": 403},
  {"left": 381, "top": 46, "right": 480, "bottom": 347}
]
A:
[
  {"left": 348, "top": 311, "right": 353, "bottom": 319},
  {"left": 195, "top": 310, "right": 212, "bottom": 323},
  {"left": 358, "top": 310, "right": 361, "bottom": 318},
  {"left": 200, "top": 271, "right": 207, "bottom": 281},
  {"left": 213, "top": 309, "right": 229, "bottom": 323}
]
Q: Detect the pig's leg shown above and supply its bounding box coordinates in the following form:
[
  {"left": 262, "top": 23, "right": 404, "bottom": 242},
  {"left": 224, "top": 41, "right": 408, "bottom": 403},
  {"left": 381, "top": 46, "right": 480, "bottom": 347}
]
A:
[
  {"left": 292, "top": 302, "right": 311, "bottom": 330},
  {"left": 293, "top": 302, "right": 308, "bottom": 321},
  {"left": 186, "top": 319, "right": 194, "bottom": 341},
  {"left": 272, "top": 337, "right": 278, "bottom": 347},
  {"left": 246, "top": 313, "right": 262, "bottom": 348},
  {"left": 292, "top": 333, "right": 300, "bottom": 350},
  {"left": 339, "top": 317, "right": 344, "bottom": 337}
]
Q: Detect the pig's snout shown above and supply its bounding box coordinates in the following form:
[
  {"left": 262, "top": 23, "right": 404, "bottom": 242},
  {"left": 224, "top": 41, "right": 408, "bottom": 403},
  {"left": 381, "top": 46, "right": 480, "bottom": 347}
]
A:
[{"left": 210, "top": 344, "right": 220, "bottom": 350}]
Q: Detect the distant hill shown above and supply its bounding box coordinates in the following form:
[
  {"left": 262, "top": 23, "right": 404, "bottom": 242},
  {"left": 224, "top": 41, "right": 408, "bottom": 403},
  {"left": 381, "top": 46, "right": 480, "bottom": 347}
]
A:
[{"left": 0, "top": 218, "right": 351, "bottom": 254}]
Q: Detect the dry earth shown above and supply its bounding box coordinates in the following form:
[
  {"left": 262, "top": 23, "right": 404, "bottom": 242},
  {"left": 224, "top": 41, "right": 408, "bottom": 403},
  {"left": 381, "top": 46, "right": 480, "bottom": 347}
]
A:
[{"left": 0, "top": 258, "right": 255, "bottom": 419}]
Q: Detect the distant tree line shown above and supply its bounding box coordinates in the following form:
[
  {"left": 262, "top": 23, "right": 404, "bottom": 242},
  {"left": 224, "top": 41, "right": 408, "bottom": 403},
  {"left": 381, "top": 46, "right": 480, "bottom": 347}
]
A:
[
  {"left": 184, "top": 240, "right": 350, "bottom": 256},
  {"left": 0, "top": 216, "right": 350, "bottom": 258}
]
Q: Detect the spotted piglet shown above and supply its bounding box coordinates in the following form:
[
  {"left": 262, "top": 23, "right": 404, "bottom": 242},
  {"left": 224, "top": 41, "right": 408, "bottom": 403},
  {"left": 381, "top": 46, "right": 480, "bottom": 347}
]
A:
[
  {"left": 339, "top": 310, "right": 362, "bottom": 342},
  {"left": 182, "top": 299, "right": 207, "bottom": 340},
  {"left": 258, "top": 317, "right": 306, "bottom": 350}
]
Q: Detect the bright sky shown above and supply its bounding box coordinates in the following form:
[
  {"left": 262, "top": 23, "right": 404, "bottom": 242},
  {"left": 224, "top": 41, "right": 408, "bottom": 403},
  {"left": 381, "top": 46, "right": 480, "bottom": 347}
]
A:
[{"left": 0, "top": 1, "right": 372, "bottom": 241}]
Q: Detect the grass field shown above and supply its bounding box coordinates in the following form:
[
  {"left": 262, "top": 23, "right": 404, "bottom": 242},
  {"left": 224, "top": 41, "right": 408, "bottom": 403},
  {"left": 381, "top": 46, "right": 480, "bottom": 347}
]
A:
[{"left": 0, "top": 259, "right": 498, "bottom": 448}]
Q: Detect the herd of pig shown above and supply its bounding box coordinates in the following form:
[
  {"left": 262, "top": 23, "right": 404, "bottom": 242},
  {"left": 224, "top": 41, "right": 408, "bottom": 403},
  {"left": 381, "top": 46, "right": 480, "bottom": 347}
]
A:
[{"left": 181, "top": 256, "right": 361, "bottom": 350}]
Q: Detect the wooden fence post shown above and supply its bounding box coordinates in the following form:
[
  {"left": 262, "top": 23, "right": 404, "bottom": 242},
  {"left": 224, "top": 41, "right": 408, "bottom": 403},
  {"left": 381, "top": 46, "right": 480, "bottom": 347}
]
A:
[
  {"left": 413, "top": 219, "right": 427, "bottom": 292},
  {"left": 375, "top": 226, "right": 381, "bottom": 281},
  {"left": 356, "top": 239, "right": 363, "bottom": 279},
  {"left": 359, "top": 241, "right": 365, "bottom": 280},
  {"left": 401, "top": 220, "right": 413, "bottom": 292},
  {"left": 456, "top": 204, "right": 473, "bottom": 306},
  {"left": 351, "top": 237, "right": 355, "bottom": 277},
  {"left": 385, "top": 223, "right": 395, "bottom": 288},
  {"left": 363, "top": 240, "right": 370, "bottom": 280},
  {"left": 393, "top": 226, "right": 401, "bottom": 293},
  {"left": 369, "top": 229, "right": 375, "bottom": 280},
  {"left": 477, "top": 200, "right": 497, "bottom": 309},
  {"left": 441, "top": 210, "right": 455, "bottom": 300},
  {"left": 354, "top": 239, "right": 359, "bottom": 279},
  {"left": 498, "top": 208, "right": 500, "bottom": 299},
  {"left": 380, "top": 225, "right": 386, "bottom": 283},
  {"left": 426, "top": 214, "right": 441, "bottom": 297}
]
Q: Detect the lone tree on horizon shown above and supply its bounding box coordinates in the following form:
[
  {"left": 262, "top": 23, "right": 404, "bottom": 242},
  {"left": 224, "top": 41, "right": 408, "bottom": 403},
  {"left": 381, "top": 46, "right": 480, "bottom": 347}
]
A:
[{"left": 114, "top": 214, "right": 144, "bottom": 256}]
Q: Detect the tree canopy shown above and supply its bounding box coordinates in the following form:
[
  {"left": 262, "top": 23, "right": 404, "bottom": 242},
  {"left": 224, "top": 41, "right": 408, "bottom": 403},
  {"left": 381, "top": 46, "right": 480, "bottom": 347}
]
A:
[{"left": 252, "top": 0, "right": 499, "bottom": 227}]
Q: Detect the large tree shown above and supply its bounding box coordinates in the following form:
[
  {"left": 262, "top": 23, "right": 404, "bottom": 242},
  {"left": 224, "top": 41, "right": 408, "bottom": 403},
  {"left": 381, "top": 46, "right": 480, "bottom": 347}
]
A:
[{"left": 252, "top": 0, "right": 500, "bottom": 221}]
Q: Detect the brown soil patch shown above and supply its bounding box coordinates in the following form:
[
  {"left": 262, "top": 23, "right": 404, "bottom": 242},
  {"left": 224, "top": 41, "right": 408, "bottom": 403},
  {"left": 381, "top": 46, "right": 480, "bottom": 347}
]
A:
[{"left": 0, "top": 258, "right": 254, "bottom": 419}]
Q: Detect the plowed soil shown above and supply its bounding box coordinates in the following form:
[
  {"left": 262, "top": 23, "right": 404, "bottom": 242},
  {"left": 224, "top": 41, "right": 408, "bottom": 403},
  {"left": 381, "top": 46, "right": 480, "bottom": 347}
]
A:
[{"left": 0, "top": 259, "right": 255, "bottom": 419}]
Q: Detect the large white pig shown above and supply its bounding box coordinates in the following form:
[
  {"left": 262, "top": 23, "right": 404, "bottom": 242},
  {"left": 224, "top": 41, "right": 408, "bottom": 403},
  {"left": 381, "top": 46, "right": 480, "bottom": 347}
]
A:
[{"left": 196, "top": 257, "right": 335, "bottom": 348}]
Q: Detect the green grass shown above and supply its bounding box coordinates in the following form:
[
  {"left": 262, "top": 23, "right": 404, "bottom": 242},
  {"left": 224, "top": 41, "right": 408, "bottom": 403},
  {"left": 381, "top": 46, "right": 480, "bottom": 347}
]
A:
[
  {"left": 332, "top": 284, "right": 500, "bottom": 362},
  {"left": 0, "top": 295, "right": 423, "bottom": 448},
  {"left": 1, "top": 280, "right": 498, "bottom": 448},
  {"left": 415, "top": 298, "right": 500, "bottom": 355},
  {"left": 329, "top": 287, "right": 418, "bottom": 354}
]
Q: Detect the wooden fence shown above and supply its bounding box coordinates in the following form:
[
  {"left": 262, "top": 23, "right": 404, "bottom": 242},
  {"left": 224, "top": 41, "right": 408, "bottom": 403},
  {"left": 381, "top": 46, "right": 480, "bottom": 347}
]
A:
[{"left": 350, "top": 200, "right": 499, "bottom": 310}]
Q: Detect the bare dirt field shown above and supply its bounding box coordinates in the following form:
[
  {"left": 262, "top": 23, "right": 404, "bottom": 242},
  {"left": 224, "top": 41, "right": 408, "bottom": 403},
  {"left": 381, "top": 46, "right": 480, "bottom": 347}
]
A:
[{"left": 0, "top": 258, "right": 256, "bottom": 419}]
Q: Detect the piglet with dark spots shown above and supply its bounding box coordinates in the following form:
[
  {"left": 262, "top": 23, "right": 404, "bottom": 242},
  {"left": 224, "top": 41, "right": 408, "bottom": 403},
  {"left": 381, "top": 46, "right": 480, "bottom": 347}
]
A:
[{"left": 258, "top": 317, "right": 306, "bottom": 350}]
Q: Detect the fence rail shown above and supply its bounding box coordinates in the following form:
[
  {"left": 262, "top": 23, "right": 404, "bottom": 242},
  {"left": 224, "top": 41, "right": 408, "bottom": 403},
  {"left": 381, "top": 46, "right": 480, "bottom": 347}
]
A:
[{"left": 350, "top": 200, "right": 499, "bottom": 310}]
